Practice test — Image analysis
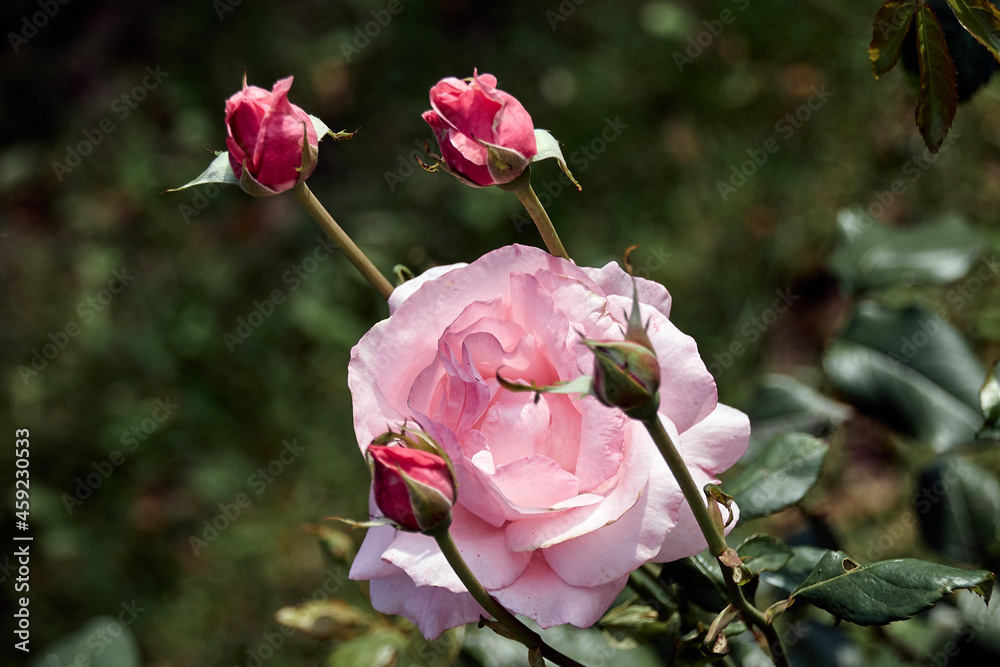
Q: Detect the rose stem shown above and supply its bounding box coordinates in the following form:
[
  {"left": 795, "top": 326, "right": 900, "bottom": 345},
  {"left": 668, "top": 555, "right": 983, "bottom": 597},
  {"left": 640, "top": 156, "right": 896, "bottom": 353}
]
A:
[
  {"left": 501, "top": 170, "right": 570, "bottom": 261},
  {"left": 641, "top": 416, "right": 790, "bottom": 667},
  {"left": 427, "top": 523, "right": 589, "bottom": 667},
  {"left": 292, "top": 182, "right": 394, "bottom": 300}
]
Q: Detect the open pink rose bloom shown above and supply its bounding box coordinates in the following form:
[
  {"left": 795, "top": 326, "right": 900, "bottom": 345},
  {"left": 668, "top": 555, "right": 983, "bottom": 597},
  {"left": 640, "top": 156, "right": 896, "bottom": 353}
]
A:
[
  {"left": 225, "top": 76, "right": 319, "bottom": 193},
  {"left": 348, "top": 245, "right": 750, "bottom": 638},
  {"left": 422, "top": 71, "right": 537, "bottom": 187}
]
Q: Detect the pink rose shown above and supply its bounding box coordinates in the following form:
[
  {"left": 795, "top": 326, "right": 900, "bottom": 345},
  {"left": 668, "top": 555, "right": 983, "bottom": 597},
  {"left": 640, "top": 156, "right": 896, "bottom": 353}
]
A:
[
  {"left": 422, "top": 71, "right": 538, "bottom": 187},
  {"left": 225, "top": 76, "right": 319, "bottom": 194},
  {"left": 348, "top": 245, "right": 750, "bottom": 639}
]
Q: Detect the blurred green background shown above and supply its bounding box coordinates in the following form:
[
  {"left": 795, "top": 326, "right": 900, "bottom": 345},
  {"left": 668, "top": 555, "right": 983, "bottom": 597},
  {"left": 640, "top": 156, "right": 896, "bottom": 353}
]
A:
[{"left": 2, "top": 0, "right": 1000, "bottom": 664}]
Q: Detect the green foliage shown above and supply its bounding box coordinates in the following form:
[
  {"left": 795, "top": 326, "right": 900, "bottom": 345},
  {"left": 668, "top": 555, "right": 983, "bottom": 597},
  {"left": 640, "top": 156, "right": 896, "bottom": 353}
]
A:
[
  {"left": 830, "top": 210, "right": 984, "bottom": 293},
  {"left": 31, "top": 617, "right": 142, "bottom": 667},
  {"left": 917, "top": 455, "right": 1000, "bottom": 567},
  {"left": 979, "top": 359, "right": 1000, "bottom": 439},
  {"left": 915, "top": 2, "right": 959, "bottom": 152},
  {"left": 946, "top": 0, "right": 1000, "bottom": 61},
  {"left": 658, "top": 553, "right": 729, "bottom": 613},
  {"left": 737, "top": 534, "right": 794, "bottom": 576},
  {"left": 790, "top": 550, "right": 994, "bottom": 625},
  {"left": 871, "top": 0, "right": 1000, "bottom": 150},
  {"left": 824, "top": 301, "right": 984, "bottom": 451},
  {"left": 726, "top": 433, "right": 830, "bottom": 520},
  {"left": 743, "top": 374, "right": 851, "bottom": 450},
  {"left": 760, "top": 546, "right": 831, "bottom": 594},
  {"left": 870, "top": 0, "right": 918, "bottom": 76}
]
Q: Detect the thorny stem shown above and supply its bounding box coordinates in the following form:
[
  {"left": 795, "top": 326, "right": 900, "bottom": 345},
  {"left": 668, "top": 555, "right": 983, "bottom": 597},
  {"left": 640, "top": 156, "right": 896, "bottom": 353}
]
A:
[
  {"left": 642, "top": 417, "right": 790, "bottom": 667},
  {"left": 292, "top": 182, "right": 394, "bottom": 300},
  {"left": 428, "top": 523, "right": 588, "bottom": 667}
]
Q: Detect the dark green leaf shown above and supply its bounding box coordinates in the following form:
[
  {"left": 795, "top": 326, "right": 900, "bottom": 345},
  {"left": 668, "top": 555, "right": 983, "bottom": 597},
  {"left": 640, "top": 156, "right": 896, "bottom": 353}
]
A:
[
  {"left": 737, "top": 534, "right": 794, "bottom": 576},
  {"left": 760, "top": 546, "right": 830, "bottom": 594},
  {"left": 744, "top": 374, "right": 851, "bottom": 455},
  {"left": 726, "top": 433, "right": 830, "bottom": 520},
  {"left": 791, "top": 550, "right": 994, "bottom": 625},
  {"left": 978, "top": 359, "right": 1000, "bottom": 439},
  {"left": 830, "top": 210, "right": 984, "bottom": 293},
  {"left": 945, "top": 0, "right": 1000, "bottom": 62},
  {"left": 871, "top": 0, "right": 919, "bottom": 75},
  {"left": 658, "top": 552, "right": 729, "bottom": 612},
  {"left": 823, "top": 302, "right": 984, "bottom": 451},
  {"left": 915, "top": 2, "right": 959, "bottom": 152},
  {"left": 917, "top": 456, "right": 1000, "bottom": 565}
]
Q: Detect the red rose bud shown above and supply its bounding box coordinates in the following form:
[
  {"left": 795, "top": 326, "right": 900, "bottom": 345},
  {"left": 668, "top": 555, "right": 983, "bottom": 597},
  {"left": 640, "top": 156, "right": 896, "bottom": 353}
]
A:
[
  {"left": 367, "top": 444, "right": 456, "bottom": 532},
  {"left": 225, "top": 75, "right": 319, "bottom": 195},
  {"left": 422, "top": 70, "right": 537, "bottom": 187},
  {"left": 587, "top": 340, "right": 661, "bottom": 421}
]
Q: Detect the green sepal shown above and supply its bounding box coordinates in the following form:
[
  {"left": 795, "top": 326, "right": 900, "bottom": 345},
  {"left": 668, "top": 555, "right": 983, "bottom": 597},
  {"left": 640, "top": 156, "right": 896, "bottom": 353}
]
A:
[{"left": 531, "top": 128, "right": 581, "bottom": 191}]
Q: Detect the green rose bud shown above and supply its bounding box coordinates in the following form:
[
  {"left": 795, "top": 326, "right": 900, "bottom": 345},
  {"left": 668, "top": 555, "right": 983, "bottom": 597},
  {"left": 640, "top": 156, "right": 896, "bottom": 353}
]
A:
[{"left": 587, "top": 339, "right": 661, "bottom": 421}]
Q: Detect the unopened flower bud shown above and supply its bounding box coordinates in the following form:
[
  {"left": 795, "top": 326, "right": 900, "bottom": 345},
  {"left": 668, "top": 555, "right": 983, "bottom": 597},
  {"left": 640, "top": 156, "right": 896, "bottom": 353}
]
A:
[
  {"left": 422, "top": 70, "right": 537, "bottom": 187},
  {"left": 225, "top": 75, "right": 319, "bottom": 196},
  {"left": 366, "top": 444, "right": 457, "bottom": 532},
  {"left": 587, "top": 340, "right": 661, "bottom": 421}
]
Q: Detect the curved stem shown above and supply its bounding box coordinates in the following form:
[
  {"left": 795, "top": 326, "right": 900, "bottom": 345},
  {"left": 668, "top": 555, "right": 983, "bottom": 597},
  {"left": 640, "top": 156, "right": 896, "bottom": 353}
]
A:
[
  {"left": 292, "top": 182, "right": 394, "bottom": 300},
  {"left": 429, "top": 525, "right": 588, "bottom": 667},
  {"left": 502, "top": 171, "right": 570, "bottom": 261},
  {"left": 642, "top": 417, "right": 789, "bottom": 667}
]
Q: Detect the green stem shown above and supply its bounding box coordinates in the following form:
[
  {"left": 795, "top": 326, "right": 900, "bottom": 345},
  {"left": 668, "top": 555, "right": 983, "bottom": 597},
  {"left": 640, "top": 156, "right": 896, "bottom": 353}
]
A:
[
  {"left": 502, "top": 170, "right": 570, "bottom": 261},
  {"left": 292, "top": 182, "right": 394, "bottom": 300},
  {"left": 429, "top": 525, "right": 588, "bottom": 667},
  {"left": 642, "top": 417, "right": 789, "bottom": 667}
]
